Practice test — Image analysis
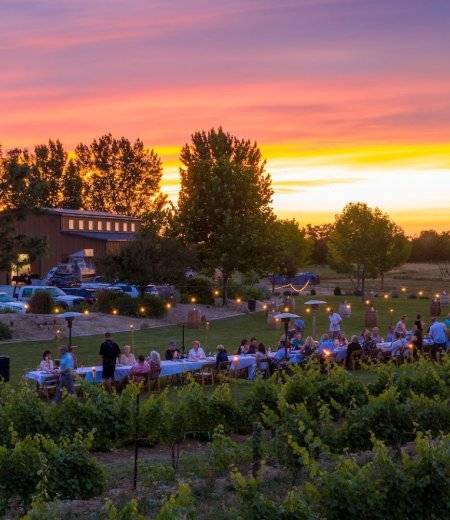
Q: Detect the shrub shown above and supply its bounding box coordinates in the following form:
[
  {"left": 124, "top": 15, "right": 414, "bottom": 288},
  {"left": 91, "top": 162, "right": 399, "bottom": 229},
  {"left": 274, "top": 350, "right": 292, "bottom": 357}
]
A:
[
  {"left": 333, "top": 286, "right": 342, "bottom": 296},
  {"left": 244, "top": 376, "right": 279, "bottom": 419},
  {"left": 0, "top": 432, "right": 104, "bottom": 508},
  {"left": 0, "top": 322, "right": 12, "bottom": 340},
  {"left": 95, "top": 290, "right": 166, "bottom": 318},
  {"left": 209, "top": 425, "right": 252, "bottom": 474},
  {"left": 104, "top": 498, "right": 146, "bottom": 520},
  {"left": 28, "top": 291, "right": 55, "bottom": 314},
  {"left": 178, "top": 276, "right": 214, "bottom": 305},
  {"left": 155, "top": 483, "right": 195, "bottom": 520},
  {"left": 137, "top": 294, "right": 165, "bottom": 318}
]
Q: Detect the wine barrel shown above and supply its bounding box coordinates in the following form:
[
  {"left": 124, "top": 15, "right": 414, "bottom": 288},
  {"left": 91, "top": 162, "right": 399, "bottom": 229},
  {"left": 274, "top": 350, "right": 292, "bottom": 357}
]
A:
[
  {"left": 430, "top": 299, "right": 441, "bottom": 317},
  {"left": 186, "top": 309, "right": 202, "bottom": 328},
  {"left": 365, "top": 307, "right": 378, "bottom": 328}
]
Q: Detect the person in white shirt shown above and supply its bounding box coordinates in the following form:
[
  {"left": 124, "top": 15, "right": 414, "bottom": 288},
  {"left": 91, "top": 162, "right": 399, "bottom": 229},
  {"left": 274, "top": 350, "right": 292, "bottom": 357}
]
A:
[
  {"left": 188, "top": 340, "right": 206, "bottom": 361},
  {"left": 394, "top": 315, "right": 407, "bottom": 336},
  {"left": 38, "top": 350, "right": 54, "bottom": 372},
  {"left": 328, "top": 309, "right": 342, "bottom": 339}
]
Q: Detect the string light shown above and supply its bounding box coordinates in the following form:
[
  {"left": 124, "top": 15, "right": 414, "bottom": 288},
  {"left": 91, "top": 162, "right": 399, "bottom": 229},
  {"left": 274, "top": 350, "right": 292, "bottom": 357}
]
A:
[
  {"left": 305, "top": 308, "right": 311, "bottom": 314},
  {"left": 262, "top": 304, "right": 268, "bottom": 310},
  {"left": 418, "top": 290, "right": 423, "bottom": 296},
  {"left": 326, "top": 306, "right": 331, "bottom": 312},
  {"left": 401, "top": 287, "right": 406, "bottom": 293},
  {"left": 284, "top": 306, "right": 289, "bottom": 312},
  {"left": 213, "top": 290, "right": 219, "bottom": 296},
  {"left": 365, "top": 299, "right": 370, "bottom": 305}
]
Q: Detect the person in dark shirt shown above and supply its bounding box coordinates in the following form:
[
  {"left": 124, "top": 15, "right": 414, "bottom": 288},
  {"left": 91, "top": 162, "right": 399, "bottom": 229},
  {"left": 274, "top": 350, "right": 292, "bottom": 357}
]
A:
[
  {"left": 248, "top": 337, "right": 258, "bottom": 354},
  {"left": 99, "top": 332, "right": 121, "bottom": 391},
  {"left": 165, "top": 341, "right": 181, "bottom": 360},
  {"left": 236, "top": 338, "right": 249, "bottom": 355},
  {"left": 346, "top": 335, "right": 362, "bottom": 370},
  {"left": 215, "top": 344, "right": 229, "bottom": 369}
]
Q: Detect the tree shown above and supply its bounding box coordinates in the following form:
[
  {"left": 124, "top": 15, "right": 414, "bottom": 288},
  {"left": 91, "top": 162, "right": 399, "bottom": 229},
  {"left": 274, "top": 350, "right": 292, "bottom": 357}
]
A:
[
  {"left": 305, "top": 223, "right": 333, "bottom": 265},
  {"left": 76, "top": 134, "right": 162, "bottom": 216},
  {"left": 95, "top": 234, "right": 193, "bottom": 296},
  {"left": 175, "top": 127, "right": 274, "bottom": 304},
  {"left": 266, "top": 219, "right": 311, "bottom": 293},
  {"left": 0, "top": 211, "right": 47, "bottom": 277},
  {"left": 410, "top": 230, "right": 450, "bottom": 263},
  {"left": 61, "top": 159, "right": 83, "bottom": 209},
  {"left": 328, "top": 202, "right": 409, "bottom": 299},
  {"left": 0, "top": 140, "right": 67, "bottom": 210}
]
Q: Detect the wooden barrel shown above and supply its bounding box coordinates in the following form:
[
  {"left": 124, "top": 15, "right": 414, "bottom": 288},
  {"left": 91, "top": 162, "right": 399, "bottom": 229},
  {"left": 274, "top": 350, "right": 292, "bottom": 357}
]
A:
[
  {"left": 186, "top": 309, "right": 202, "bottom": 328},
  {"left": 430, "top": 299, "right": 441, "bottom": 317},
  {"left": 365, "top": 307, "right": 378, "bottom": 328}
]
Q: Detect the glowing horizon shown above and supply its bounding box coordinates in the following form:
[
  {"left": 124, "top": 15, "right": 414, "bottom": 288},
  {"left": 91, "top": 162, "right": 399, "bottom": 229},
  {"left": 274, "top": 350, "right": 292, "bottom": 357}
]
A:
[{"left": 1, "top": 0, "right": 449, "bottom": 234}]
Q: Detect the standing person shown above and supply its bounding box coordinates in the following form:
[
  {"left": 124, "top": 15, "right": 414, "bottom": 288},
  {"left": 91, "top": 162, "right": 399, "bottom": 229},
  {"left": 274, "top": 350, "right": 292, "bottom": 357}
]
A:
[
  {"left": 428, "top": 317, "right": 448, "bottom": 360},
  {"left": 328, "top": 308, "right": 342, "bottom": 339},
  {"left": 55, "top": 346, "right": 75, "bottom": 402},
  {"left": 294, "top": 315, "right": 305, "bottom": 333},
  {"left": 99, "top": 332, "right": 121, "bottom": 391},
  {"left": 394, "top": 315, "right": 407, "bottom": 336}
]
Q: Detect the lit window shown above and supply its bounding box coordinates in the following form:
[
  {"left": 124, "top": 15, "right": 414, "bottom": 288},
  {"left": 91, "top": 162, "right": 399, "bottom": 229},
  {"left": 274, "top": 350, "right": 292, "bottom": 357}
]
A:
[
  {"left": 114, "top": 222, "right": 120, "bottom": 231},
  {"left": 68, "top": 219, "right": 74, "bottom": 230},
  {"left": 123, "top": 222, "right": 128, "bottom": 232},
  {"left": 88, "top": 220, "right": 93, "bottom": 230},
  {"left": 131, "top": 223, "right": 136, "bottom": 232},
  {"left": 106, "top": 221, "right": 111, "bottom": 231},
  {"left": 98, "top": 221, "right": 103, "bottom": 231},
  {"left": 79, "top": 220, "right": 84, "bottom": 230}
]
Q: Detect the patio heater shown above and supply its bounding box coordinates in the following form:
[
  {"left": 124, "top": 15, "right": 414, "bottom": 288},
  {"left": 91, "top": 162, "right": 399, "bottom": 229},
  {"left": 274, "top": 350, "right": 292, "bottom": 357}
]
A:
[
  {"left": 58, "top": 311, "right": 82, "bottom": 347},
  {"left": 274, "top": 312, "right": 299, "bottom": 359},
  {"left": 304, "top": 300, "right": 327, "bottom": 338}
]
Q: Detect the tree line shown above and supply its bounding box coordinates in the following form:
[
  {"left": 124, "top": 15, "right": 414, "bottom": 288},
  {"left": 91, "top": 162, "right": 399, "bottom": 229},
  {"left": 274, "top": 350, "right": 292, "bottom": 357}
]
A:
[{"left": 2, "top": 127, "right": 445, "bottom": 301}]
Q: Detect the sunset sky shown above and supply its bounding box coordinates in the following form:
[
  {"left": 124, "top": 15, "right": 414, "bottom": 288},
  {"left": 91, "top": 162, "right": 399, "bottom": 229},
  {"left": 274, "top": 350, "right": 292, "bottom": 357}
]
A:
[{"left": 1, "top": 0, "right": 449, "bottom": 234}]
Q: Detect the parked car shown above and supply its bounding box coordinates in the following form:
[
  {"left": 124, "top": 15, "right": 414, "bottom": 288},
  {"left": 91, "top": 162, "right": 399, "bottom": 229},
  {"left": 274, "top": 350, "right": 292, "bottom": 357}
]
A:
[
  {"left": 0, "top": 292, "right": 28, "bottom": 314},
  {"left": 48, "top": 274, "right": 81, "bottom": 288},
  {"left": 62, "top": 287, "right": 97, "bottom": 305},
  {"left": 145, "top": 284, "right": 160, "bottom": 296},
  {"left": 13, "top": 286, "right": 85, "bottom": 309},
  {"left": 112, "top": 284, "right": 143, "bottom": 298}
]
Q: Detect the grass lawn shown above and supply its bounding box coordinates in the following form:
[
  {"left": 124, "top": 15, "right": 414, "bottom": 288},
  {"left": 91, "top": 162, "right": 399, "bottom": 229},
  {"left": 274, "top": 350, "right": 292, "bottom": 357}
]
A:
[{"left": 0, "top": 294, "right": 435, "bottom": 383}]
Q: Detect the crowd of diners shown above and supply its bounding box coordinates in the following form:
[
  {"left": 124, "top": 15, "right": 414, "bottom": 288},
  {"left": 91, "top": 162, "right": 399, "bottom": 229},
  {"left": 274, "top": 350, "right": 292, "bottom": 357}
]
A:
[{"left": 36, "top": 308, "right": 449, "bottom": 402}]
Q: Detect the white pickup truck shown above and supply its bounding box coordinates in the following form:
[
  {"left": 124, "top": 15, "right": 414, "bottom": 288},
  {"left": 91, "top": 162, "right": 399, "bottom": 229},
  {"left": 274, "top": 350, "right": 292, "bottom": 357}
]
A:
[{"left": 14, "top": 286, "right": 85, "bottom": 309}]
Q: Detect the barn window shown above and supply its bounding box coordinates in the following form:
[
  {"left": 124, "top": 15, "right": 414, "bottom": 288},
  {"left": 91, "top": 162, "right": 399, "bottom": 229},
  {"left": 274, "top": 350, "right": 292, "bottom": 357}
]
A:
[{"left": 68, "top": 219, "right": 74, "bottom": 230}]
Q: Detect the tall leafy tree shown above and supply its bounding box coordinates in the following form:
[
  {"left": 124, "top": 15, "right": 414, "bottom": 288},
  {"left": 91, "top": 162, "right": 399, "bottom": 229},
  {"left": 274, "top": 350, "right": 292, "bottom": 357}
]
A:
[
  {"left": 266, "top": 219, "right": 311, "bottom": 292},
  {"left": 328, "top": 202, "right": 410, "bottom": 299},
  {"left": 0, "top": 211, "right": 46, "bottom": 276},
  {"left": 305, "top": 223, "right": 333, "bottom": 265},
  {"left": 95, "top": 234, "right": 193, "bottom": 296},
  {"left": 61, "top": 159, "right": 83, "bottom": 209},
  {"left": 176, "top": 127, "right": 274, "bottom": 304},
  {"left": 0, "top": 140, "right": 67, "bottom": 209},
  {"left": 76, "top": 134, "right": 162, "bottom": 216},
  {"left": 33, "top": 139, "right": 67, "bottom": 207}
]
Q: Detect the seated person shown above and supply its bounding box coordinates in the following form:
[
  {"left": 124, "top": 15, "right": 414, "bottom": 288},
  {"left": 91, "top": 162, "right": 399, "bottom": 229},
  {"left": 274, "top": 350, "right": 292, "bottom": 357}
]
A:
[
  {"left": 290, "top": 331, "right": 304, "bottom": 350},
  {"left": 129, "top": 355, "right": 151, "bottom": 378},
  {"left": 362, "top": 331, "right": 377, "bottom": 352},
  {"left": 301, "top": 336, "right": 316, "bottom": 357},
  {"left": 273, "top": 340, "right": 287, "bottom": 363},
  {"left": 165, "top": 341, "right": 181, "bottom": 360},
  {"left": 119, "top": 345, "right": 136, "bottom": 365},
  {"left": 318, "top": 333, "right": 334, "bottom": 351},
  {"left": 248, "top": 337, "right": 258, "bottom": 354},
  {"left": 216, "top": 344, "right": 229, "bottom": 368},
  {"left": 236, "top": 338, "right": 249, "bottom": 355},
  {"left": 188, "top": 340, "right": 206, "bottom": 361},
  {"left": 38, "top": 350, "right": 54, "bottom": 372},
  {"left": 371, "top": 327, "right": 384, "bottom": 344},
  {"left": 255, "top": 343, "right": 268, "bottom": 366},
  {"left": 147, "top": 351, "right": 161, "bottom": 379},
  {"left": 391, "top": 332, "right": 407, "bottom": 357},
  {"left": 345, "top": 335, "right": 363, "bottom": 368},
  {"left": 386, "top": 326, "right": 395, "bottom": 343}
]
